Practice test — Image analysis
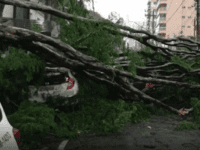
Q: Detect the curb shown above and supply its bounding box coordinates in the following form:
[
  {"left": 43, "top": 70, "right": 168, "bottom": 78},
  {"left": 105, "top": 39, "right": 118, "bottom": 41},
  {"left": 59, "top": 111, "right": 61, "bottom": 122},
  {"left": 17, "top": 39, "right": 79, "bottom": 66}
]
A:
[{"left": 57, "top": 140, "right": 69, "bottom": 150}]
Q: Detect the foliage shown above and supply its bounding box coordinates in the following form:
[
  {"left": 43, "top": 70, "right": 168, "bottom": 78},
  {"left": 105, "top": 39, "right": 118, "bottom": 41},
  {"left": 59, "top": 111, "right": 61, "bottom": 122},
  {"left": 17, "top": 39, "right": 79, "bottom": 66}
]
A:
[
  {"left": 127, "top": 51, "right": 145, "bottom": 78},
  {"left": 24, "top": 73, "right": 163, "bottom": 141},
  {"left": 8, "top": 101, "right": 57, "bottom": 149},
  {"left": 173, "top": 97, "right": 200, "bottom": 131},
  {"left": 136, "top": 45, "right": 200, "bottom": 119},
  {"left": 51, "top": 0, "right": 123, "bottom": 66},
  {"left": 174, "top": 121, "right": 199, "bottom": 131},
  {"left": 31, "top": 23, "right": 42, "bottom": 33},
  {"left": 171, "top": 55, "right": 192, "bottom": 72},
  {"left": 177, "top": 47, "right": 190, "bottom": 52},
  {"left": 52, "top": 97, "right": 143, "bottom": 138},
  {"left": 137, "top": 46, "right": 155, "bottom": 64},
  {"left": 190, "top": 97, "right": 200, "bottom": 125},
  {"left": 0, "top": 46, "right": 46, "bottom": 115}
]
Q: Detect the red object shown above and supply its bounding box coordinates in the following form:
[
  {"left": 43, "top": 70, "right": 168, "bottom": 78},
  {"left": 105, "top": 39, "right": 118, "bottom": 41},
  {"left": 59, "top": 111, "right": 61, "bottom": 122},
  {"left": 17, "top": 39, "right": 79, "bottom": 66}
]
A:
[
  {"left": 13, "top": 129, "right": 20, "bottom": 144},
  {"left": 145, "top": 83, "right": 154, "bottom": 88},
  {"left": 66, "top": 78, "right": 75, "bottom": 90},
  {"left": 179, "top": 110, "right": 189, "bottom": 115},
  {"left": 145, "top": 83, "right": 149, "bottom": 87}
]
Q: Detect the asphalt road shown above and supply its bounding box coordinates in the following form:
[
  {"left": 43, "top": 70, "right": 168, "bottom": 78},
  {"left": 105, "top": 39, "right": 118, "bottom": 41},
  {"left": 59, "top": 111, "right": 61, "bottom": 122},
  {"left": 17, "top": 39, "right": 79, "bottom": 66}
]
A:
[{"left": 64, "top": 114, "right": 200, "bottom": 150}]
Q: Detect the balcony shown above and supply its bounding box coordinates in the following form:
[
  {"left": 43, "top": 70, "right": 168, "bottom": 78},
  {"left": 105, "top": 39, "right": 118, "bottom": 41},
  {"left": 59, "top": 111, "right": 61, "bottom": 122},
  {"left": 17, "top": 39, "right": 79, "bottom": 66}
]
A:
[
  {"left": 159, "top": 17, "right": 166, "bottom": 23},
  {"left": 158, "top": 33, "right": 166, "bottom": 38},
  {"left": 156, "top": 0, "right": 167, "bottom": 9},
  {"left": 159, "top": 7, "right": 166, "bottom": 11},
  {"left": 157, "top": 7, "right": 166, "bottom": 16},
  {"left": 160, "top": 0, "right": 167, "bottom": 4},
  {"left": 160, "top": 27, "right": 166, "bottom": 31}
]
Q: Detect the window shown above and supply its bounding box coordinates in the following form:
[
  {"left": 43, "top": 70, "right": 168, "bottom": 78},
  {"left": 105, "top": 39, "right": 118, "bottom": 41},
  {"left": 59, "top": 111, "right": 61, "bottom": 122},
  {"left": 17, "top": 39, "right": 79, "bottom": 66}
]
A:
[
  {"left": 188, "top": 6, "right": 191, "bottom": 8},
  {"left": 182, "top": 16, "right": 185, "bottom": 18},
  {"left": 188, "top": 26, "right": 191, "bottom": 28},
  {"left": 182, "top": 25, "right": 185, "bottom": 27},
  {"left": 188, "top": 16, "right": 191, "bottom": 18},
  {"left": 160, "top": 7, "right": 166, "bottom": 11},
  {"left": 182, "top": 6, "right": 185, "bottom": 8}
]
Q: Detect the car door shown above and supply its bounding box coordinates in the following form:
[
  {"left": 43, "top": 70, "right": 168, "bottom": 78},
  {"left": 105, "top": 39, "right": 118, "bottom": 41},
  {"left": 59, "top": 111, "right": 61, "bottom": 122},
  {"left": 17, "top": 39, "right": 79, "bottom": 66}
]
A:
[{"left": 0, "top": 103, "right": 19, "bottom": 150}]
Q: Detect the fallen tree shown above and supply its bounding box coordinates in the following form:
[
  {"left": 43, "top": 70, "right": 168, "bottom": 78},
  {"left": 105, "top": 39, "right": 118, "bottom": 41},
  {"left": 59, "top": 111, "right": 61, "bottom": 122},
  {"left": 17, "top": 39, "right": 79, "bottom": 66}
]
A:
[{"left": 1, "top": 0, "right": 200, "bottom": 116}]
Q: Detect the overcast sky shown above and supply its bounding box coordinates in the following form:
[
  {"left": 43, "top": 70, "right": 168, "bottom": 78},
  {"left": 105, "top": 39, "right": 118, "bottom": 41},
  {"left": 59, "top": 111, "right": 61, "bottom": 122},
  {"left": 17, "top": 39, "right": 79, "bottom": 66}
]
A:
[
  {"left": 84, "top": 0, "right": 149, "bottom": 29},
  {"left": 84, "top": 0, "right": 149, "bottom": 48}
]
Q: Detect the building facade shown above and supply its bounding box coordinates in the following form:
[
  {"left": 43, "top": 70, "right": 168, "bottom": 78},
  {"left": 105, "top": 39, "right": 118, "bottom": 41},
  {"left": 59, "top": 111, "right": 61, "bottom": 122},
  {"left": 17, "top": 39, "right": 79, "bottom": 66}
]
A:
[
  {"left": 147, "top": 0, "right": 196, "bottom": 50},
  {"left": 0, "top": 0, "right": 61, "bottom": 58}
]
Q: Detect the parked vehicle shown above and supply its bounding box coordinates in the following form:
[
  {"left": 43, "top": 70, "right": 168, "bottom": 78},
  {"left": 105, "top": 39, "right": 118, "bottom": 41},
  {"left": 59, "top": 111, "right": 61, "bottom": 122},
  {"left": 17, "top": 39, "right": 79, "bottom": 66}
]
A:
[
  {"left": 21, "top": 70, "right": 79, "bottom": 106},
  {"left": 0, "top": 102, "right": 20, "bottom": 150}
]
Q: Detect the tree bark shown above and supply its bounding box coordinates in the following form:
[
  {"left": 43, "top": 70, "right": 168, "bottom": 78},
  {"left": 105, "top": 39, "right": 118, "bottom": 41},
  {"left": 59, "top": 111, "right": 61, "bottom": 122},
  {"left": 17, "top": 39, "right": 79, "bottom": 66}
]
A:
[
  {"left": 0, "top": 3, "right": 4, "bottom": 17},
  {"left": 0, "top": 0, "right": 199, "bottom": 116}
]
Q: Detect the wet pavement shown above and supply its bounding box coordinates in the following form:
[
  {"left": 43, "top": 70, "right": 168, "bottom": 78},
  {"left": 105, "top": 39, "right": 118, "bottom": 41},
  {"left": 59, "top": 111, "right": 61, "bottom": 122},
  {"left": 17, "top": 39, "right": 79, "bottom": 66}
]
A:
[{"left": 65, "top": 114, "right": 200, "bottom": 150}]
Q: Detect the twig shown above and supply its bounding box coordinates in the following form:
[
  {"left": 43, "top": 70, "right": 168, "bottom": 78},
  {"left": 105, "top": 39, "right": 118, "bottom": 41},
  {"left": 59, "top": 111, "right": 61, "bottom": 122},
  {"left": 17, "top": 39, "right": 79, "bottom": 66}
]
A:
[{"left": 6, "top": 96, "right": 20, "bottom": 108}]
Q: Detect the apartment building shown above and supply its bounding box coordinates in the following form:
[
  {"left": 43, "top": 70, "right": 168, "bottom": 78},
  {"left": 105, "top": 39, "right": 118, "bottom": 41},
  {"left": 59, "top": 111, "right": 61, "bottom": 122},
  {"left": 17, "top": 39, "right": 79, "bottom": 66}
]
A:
[{"left": 147, "top": 0, "right": 196, "bottom": 49}]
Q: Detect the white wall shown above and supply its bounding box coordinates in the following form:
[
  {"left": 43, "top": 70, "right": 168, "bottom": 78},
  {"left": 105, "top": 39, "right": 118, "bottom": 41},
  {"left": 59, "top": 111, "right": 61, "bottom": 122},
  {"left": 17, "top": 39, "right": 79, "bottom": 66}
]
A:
[
  {"left": 2, "top": 0, "right": 45, "bottom": 21},
  {"left": 2, "top": 5, "right": 14, "bottom": 18}
]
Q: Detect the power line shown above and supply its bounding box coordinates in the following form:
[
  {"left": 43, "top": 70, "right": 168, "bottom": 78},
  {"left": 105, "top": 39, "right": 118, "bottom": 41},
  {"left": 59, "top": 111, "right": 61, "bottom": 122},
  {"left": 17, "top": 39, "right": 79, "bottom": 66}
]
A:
[{"left": 165, "top": 0, "right": 185, "bottom": 24}]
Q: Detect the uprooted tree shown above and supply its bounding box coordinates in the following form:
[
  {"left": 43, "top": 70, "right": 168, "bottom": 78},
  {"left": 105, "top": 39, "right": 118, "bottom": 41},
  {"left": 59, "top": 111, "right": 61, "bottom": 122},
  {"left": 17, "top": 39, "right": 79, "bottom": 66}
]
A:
[{"left": 1, "top": 0, "right": 200, "bottom": 116}]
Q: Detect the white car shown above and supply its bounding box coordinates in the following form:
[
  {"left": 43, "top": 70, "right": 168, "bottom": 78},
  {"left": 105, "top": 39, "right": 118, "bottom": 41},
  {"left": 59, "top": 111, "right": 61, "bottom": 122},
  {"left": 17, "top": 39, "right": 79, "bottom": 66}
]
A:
[
  {"left": 0, "top": 103, "right": 20, "bottom": 150},
  {"left": 22, "top": 70, "right": 79, "bottom": 106}
]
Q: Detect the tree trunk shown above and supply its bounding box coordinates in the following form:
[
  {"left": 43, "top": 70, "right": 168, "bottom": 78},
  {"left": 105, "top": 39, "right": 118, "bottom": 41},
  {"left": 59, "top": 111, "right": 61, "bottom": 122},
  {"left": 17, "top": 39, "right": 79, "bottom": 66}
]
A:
[
  {"left": 0, "top": 3, "right": 4, "bottom": 17},
  {"left": 0, "top": 0, "right": 198, "bottom": 116}
]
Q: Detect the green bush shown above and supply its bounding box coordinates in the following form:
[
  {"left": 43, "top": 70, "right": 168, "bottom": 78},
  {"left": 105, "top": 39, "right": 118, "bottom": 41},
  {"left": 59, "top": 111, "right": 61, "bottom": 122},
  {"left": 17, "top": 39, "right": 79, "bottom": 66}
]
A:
[
  {"left": 0, "top": 46, "right": 46, "bottom": 115},
  {"left": 174, "top": 121, "right": 199, "bottom": 131},
  {"left": 190, "top": 97, "right": 200, "bottom": 125},
  {"left": 8, "top": 101, "right": 57, "bottom": 149},
  {"left": 52, "top": 97, "right": 139, "bottom": 138}
]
